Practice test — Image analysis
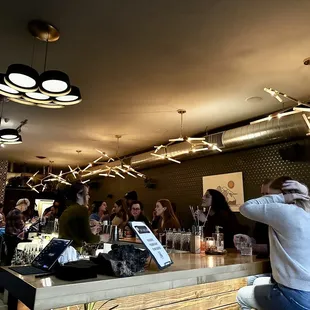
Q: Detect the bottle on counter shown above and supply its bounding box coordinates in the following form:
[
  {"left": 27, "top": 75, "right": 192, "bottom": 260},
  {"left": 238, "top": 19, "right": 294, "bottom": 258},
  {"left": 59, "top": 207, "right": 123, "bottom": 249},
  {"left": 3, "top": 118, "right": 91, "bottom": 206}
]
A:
[
  {"left": 212, "top": 226, "right": 224, "bottom": 252},
  {"left": 172, "top": 229, "right": 177, "bottom": 250},
  {"left": 166, "top": 229, "right": 173, "bottom": 249},
  {"left": 190, "top": 226, "right": 201, "bottom": 254},
  {"left": 180, "top": 229, "right": 187, "bottom": 251},
  {"left": 174, "top": 229, "right": 181, "bottom": 250},
  {"left": 197, "top": 226, "right": 205, "bottom": 252}
]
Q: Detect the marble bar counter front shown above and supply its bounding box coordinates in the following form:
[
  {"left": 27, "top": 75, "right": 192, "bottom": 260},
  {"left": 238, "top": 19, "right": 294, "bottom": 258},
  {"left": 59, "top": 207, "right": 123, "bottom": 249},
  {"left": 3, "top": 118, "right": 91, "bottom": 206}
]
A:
[{"left": 0, "top": 252, "right": 270, "bottom": 310}]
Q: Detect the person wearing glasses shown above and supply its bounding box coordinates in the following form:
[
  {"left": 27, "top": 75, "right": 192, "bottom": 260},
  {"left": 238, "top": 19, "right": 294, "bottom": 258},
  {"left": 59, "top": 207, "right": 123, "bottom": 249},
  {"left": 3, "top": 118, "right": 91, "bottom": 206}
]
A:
[
  {"left": 125, "top": 201, "right": 151, "bottom": 237},
  {"left": 128, "top": 201, "right": 150, "bottom": 226}
]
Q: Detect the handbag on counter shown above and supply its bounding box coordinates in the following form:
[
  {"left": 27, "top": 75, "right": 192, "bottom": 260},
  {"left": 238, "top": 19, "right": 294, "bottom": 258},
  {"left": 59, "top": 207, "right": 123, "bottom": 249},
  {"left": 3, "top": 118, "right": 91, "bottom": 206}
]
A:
[
  {"left": 55, "top": 260, "right": 98, "bottom": 281},
  {"left": 91, "top": 244, "right": 149, "bottom": 277}
]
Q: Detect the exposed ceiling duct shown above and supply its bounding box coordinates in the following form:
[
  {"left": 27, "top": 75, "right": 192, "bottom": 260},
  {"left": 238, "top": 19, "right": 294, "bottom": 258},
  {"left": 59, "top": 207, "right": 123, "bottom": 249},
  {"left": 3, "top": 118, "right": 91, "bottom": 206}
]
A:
[{"left": 84, "top": 113, "right": 309, "bottom": 175}]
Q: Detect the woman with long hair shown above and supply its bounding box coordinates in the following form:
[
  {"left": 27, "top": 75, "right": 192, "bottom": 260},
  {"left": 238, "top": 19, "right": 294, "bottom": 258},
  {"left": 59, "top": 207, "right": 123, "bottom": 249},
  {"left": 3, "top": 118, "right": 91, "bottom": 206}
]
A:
[
  {"left": 111, "top": 198, "right": 128, "bottom": 229},
  {"left": 237, "top": 177, "right": 310, "bottom": 309},
  {"left": 90, "top": 201, "right": 109, "bottom": 222},
  {"left": 198, "top": 189, "right": 244, "bottom": 248},
  {"left": 155, "top": 199, "right": 181, "bottom": 231}
]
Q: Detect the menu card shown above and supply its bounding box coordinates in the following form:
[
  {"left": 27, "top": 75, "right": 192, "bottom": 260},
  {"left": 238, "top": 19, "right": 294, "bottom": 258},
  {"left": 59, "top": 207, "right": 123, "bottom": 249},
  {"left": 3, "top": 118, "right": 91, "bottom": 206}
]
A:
[{"left": 129, "top": 221, "right": 173, "bottom": 270}]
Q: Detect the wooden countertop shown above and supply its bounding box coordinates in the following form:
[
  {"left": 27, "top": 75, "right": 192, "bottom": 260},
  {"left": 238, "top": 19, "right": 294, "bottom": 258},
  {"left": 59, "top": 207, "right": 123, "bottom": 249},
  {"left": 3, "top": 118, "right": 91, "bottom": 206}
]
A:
[{"left": 0, "top": 252, "right": 270, "bottom": 310}]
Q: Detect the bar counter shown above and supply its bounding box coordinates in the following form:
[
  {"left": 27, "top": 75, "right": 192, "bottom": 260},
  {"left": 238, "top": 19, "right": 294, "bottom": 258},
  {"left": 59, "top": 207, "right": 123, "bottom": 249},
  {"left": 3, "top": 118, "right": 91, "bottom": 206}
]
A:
[{"left": 0, "top": 251, "right": 270, "bottom": 310}]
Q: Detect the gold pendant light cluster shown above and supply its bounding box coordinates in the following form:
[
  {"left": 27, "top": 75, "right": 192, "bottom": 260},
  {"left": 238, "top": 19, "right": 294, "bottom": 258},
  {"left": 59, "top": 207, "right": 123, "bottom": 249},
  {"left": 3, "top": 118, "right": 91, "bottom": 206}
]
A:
[{"left": 0, "top": 20, "right": 82, "bottom": 109}]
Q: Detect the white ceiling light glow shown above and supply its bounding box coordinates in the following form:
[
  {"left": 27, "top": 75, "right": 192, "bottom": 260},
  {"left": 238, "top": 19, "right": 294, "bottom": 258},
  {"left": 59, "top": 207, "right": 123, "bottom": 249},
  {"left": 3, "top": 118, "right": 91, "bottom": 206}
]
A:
[
  {"left": 39, "top": 71, "right": 71, "bottom": 96},
  {"left": 0, "top": 20, "right": 82, "bottom": 108},
  {"left": 0, "top": 74, "right": 20, "bottom": 98},
  {"left": 54, "top": 86, "right": 82, "bottom": 105},
  {"left": 24, "top": 91, "right": 51, "bottom": 104},
  {"left": 5, "top": 64, "right": 39, "bottom": 92}
]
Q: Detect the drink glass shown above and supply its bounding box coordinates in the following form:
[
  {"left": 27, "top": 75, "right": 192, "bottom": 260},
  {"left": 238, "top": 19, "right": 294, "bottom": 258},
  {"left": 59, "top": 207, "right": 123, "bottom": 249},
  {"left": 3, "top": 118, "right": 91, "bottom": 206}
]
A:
[
  {"left": 206, "top": 237, "right": 215, "bottom": 252},
  {"left": 240, "top": 242, "right": 253, "bottom": 256}
]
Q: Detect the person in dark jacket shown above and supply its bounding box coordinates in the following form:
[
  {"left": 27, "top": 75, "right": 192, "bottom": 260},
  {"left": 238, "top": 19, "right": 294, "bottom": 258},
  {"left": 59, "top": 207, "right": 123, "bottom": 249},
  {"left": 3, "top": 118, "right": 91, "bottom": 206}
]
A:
[{"left": 59, "top": 182, "right": 99, "bottom": 251}]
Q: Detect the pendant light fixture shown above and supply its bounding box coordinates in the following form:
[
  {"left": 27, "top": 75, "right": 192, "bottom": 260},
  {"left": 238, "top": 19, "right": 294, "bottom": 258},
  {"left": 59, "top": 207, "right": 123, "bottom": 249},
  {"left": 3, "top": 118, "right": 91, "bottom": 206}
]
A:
[
  {"left": 39, "top": 71, "right": 71, "bottom": 97},
  {"left": 0, "top": 74, "right": 20, "bottom": 98},
  {"left": 0, "top": 20, "right": 82, "bottom": 108},
  {"left": 151, "top": 109, "right": 222, "bottom": 164},
  {"left": 54, "top": 86, "right": 82, "bottom": 105},
  {"left": 0, "top": 128, "right": 19, "bottom": 141},
  {"left": 250, "top": 87, "right": 310, "bottom": 125},
  {"left": 23, "top": 92, "right": 51, "bottom": 104},
  {"left": 1, "top": 135, "right": 22, "bottom": 144},
  {"left": 169, "top": 109, "right": 205, "bottom": 143},
  {"left": 5, "top": 64, "right": 39, "bottom": 93},
  {"left": 9, "top": 97, "right": 36, "bottom": 106},
  {"left": 96, "top": 136, "right": 146, "bottom": 179},
  {"left": 151, "top": 146, "right": 181, "bottom": 164},
  {"left": 0, "top": 96, "right": 26, "bottom": 146}
]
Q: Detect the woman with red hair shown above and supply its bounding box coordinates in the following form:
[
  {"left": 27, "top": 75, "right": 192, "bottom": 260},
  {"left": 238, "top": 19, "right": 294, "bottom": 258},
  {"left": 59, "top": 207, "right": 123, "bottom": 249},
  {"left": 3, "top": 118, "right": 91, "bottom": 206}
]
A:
[{"left": 155, "top": 199, "right": 181, "bottom": 231}]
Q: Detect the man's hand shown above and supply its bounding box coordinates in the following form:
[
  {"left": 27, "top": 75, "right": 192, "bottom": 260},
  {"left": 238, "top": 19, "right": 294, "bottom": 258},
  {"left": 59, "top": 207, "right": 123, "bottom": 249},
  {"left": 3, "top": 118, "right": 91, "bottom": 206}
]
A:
[{"left": 282, "top": 180, "right": 309, "bottom": 195}]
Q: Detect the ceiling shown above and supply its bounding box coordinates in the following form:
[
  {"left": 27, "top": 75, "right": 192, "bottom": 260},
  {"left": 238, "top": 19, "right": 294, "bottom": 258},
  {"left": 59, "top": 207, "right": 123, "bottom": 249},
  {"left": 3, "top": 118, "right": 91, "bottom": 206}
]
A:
[{"left": 1, "top": 0, "right": 310, "bottom": 166}]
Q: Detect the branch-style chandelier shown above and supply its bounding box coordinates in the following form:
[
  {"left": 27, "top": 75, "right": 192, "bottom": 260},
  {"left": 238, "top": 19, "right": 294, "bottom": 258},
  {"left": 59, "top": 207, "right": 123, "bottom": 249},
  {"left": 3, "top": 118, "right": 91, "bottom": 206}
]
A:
[
  {"left": 27, "top": 142, "right": 146, "bottom": 192},
  {"left": 98, "top": 135, "right": 146, "bottom": 179},
  {"left": 302, "top": 114, "right": 310, "bottom": 136},
  {"left": 27, "top": 161, "right": 72, "bottom": 193},
  {"left": 250, "top": 87, "right": 310, "bottom": 125},
  {"left": 151, "top": 109, "right": 222, "bottom": 164},
  {"left": 0, "top": 20, "right": 82, "bottom": 109},
  {"left": 66, "top": 150, "right": 113, "bottom": 183}
]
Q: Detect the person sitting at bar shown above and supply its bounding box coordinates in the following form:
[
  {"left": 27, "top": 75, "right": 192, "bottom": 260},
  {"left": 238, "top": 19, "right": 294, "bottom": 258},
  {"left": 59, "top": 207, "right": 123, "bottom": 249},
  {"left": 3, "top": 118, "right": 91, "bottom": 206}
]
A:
[
  {"left": 155, "top": 199, "right": 181, "bottom": 232},
  {"left": 59, "top": 182, "right": 99, "bottom": 251},
  {"left": 125, "top": 201, "right": 151, "bottom": 237},
  {"left": 128, "top": 201, "right": 151, "bottom": 226},
  {"left": 43, "top": 200, "right": 60, "bottom": 217},
  {"left": 151, "top": 207, "right": 161, "bottom": 230},
  {"left": 237, "top": 176, "right": 310, "bottom": 309},
  {"left": 44, "top": 205, "right": 59, "bottom": 220},
  {"left": 197, "top": 189, "right": 244, "bottom": 248},
  {"left": 111, "top": 198, "right": 128, "bottom": 229},
  {"left": 4, "top": 198, "right": 30, "bottom": 265},
  {"left": 124, "top": 190, "right": 138, "bottom": 211},
  {"left": 89, "top": 201, "right": 109, "bottom": 222}
]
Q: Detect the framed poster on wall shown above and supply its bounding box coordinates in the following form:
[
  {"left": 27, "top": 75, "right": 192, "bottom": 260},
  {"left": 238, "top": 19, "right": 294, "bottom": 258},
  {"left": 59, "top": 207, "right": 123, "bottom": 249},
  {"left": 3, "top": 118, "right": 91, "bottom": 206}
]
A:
[{"left": 202, "top": 172, "right": 244, "bottom": 212}]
